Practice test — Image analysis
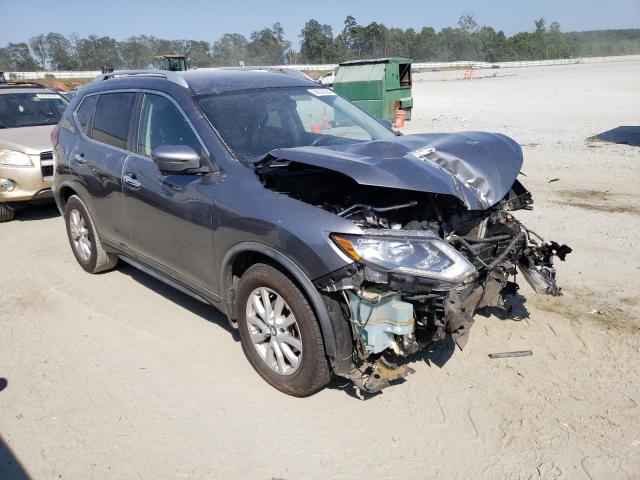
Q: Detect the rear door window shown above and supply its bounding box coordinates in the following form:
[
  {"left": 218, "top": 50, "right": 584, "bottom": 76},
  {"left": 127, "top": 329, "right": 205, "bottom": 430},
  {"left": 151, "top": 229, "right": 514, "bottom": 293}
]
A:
[
  {"left": 136, "top": 93, "right": 202, "bottom": 157},
  {"left": 90, "top": 92, "right": 136, "bottom": 150},
  {"left": 75, "top": 95, "right": 97, "bottom": 134}
]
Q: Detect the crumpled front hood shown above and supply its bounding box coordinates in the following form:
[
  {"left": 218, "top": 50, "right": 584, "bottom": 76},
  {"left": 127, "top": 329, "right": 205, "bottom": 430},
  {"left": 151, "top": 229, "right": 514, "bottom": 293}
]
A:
[{"left": 264, "top": 132, "right": 523, "bottom": 210}]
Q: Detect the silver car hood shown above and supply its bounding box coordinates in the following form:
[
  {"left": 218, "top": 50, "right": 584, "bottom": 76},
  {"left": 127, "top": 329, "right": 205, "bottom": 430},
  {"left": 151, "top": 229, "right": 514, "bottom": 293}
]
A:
[
  {"left": 0, "top": 125, "right": 55, "bottom": 154},
  {"left": 263, "top": 132, "right": 524, "bottom": 210}
]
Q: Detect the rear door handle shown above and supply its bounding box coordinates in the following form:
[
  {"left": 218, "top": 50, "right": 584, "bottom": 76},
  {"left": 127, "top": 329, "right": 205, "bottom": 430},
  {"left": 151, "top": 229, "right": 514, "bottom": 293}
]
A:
[
  {"left": 123, "top": 173, "right": 141, "bottom": 189},
  {"left": 74, "top": 153, "right": 86, "bottom": 164}
]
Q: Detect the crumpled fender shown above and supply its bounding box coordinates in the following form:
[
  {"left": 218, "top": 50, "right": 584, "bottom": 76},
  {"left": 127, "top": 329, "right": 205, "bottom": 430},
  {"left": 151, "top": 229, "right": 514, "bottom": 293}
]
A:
[{"left": 262, "top": 132, "right": 523, "bottom": 210}]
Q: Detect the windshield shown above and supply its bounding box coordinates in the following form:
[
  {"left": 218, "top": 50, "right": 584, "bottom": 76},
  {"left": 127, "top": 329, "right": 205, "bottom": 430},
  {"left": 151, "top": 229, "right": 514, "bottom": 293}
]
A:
[
  {"left": 197, "top": 87, "right": 395, "bottom": 164},
  {"left": 0, "top": 92, "right": 68, "bottom": 129}
]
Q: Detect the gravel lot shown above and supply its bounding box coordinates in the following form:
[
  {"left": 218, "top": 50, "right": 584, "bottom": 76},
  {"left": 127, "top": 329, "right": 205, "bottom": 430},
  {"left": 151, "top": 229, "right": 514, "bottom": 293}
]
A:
[{"left": 1, "top": 61, "right": 639, "bottom": 480}]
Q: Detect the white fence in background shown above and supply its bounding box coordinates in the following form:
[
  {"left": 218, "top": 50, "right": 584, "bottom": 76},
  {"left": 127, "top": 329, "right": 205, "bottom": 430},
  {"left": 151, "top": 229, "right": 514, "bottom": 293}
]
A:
[
  {"left": 5, "top": 54, "right": 640, "bottom": 79},
  {"left": 278, "top": 54, "right": 640, "bottom": 71},
  {"left": 5, "top": 70, "right": 102, "bottom": 79}
]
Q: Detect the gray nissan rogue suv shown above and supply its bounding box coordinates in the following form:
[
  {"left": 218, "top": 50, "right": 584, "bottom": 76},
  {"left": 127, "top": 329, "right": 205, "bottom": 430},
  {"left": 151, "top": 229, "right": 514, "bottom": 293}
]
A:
[{"left": 53, "top": 69, "right": 570, "bottom": 396}]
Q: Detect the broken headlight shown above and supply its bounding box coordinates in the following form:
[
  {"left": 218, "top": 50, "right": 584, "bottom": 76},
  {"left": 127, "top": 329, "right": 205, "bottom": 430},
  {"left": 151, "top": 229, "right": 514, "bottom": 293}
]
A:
[{"left": 332, "top": 232, "right": 476, "bottom": 285}]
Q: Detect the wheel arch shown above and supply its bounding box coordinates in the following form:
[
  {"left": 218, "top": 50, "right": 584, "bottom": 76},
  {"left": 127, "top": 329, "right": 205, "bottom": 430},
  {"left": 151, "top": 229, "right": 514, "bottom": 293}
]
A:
[
  {"left": 55, "top": 181, "right": 80, "bottom": 213},
  {"left": 221, "top": 242, "right": 338, "bottom": 358}
]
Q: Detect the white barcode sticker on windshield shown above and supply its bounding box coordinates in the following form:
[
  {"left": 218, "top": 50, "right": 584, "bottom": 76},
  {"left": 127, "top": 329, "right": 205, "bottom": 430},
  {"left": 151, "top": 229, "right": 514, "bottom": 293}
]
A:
[
  {"left": 35, "top": 94, "right": 61, "bottom": 99},
  {"left": 308, "top": 88, "right": 336, "bottom": 96}
]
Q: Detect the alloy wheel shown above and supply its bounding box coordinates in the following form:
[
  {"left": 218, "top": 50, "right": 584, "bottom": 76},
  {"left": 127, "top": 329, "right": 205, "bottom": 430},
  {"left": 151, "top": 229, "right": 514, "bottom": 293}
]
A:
[
  {"left": 245, "top": 287, "right": 303, "bottom": 375},
  {"left": 69, "top": 208, "right": 91, "bottom": 261}
]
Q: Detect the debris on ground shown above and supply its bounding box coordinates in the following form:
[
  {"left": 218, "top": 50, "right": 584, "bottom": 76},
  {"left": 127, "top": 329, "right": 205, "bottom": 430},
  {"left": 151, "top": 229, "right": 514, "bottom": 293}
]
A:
[{"left": 488, "top": 350, "right": 533, "bottom": 359}]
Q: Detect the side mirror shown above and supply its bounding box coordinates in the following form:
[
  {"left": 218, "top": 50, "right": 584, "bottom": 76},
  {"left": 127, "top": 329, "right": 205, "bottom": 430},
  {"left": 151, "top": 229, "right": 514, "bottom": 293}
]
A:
[{"left": 151, "top": 145, "right": 201, "bottom": 174}]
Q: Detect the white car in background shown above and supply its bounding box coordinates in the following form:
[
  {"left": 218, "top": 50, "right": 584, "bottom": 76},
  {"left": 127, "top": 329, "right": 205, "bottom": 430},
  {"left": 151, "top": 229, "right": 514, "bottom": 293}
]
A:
[{"left": 319, "top": 70, "right": 335, "bottom": 86}]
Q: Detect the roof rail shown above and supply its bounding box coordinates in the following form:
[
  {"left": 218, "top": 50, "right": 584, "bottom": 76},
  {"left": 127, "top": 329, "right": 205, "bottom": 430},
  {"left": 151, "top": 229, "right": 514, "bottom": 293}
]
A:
[
  {"left": 93, "top": 69, "right": 189, "bottom": 88},
  {"left": 216, "top": 66, "right": 312, "bottom": 80}
]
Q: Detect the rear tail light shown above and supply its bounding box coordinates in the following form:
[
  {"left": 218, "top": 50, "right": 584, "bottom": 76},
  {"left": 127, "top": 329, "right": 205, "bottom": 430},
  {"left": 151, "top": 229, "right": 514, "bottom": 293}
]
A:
[{"left": 51, "top": 124, "right": 60, "bottom": 148}]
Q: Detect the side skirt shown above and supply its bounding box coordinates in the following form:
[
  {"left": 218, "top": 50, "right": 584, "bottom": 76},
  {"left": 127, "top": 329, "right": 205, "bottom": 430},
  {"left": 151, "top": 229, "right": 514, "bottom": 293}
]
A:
[{"left": 101, "top": 236, "right": 224, "bottom": 311}]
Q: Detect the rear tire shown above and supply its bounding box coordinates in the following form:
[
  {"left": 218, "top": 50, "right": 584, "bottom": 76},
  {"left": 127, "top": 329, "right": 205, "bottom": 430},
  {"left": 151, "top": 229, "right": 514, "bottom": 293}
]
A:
[
  {"left": 0, "top": 203, "right": 15, "bottom": 222},
  {"left": 236, "top": 263, "right": 331, "bottom": 396},
  {"left": 64, "top": 195, "right": 118, "bottom": 273}
]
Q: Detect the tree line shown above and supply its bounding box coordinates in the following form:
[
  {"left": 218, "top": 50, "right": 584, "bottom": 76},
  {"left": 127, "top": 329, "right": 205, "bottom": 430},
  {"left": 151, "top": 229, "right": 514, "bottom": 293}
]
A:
[{"left": 1, "top": 15, "right": 639, "bottom": 71}]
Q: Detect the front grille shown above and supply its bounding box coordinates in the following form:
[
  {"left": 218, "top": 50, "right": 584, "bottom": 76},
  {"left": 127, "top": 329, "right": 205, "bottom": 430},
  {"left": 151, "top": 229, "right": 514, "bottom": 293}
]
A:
[
  {"left": 41, "top": 165, "right": 54, "bottom": 178},
  {"left": 40, "top": 151, "right": 54, "bottom": 179}
]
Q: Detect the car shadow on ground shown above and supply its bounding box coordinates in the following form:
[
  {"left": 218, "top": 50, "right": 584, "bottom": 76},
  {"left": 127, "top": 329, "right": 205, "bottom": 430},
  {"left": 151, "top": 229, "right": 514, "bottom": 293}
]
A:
[
  {"left": 589, "top": 125, "right": 640, "bottom": 147},
  {"left": 11, "top": 203, "right": 59, "bottom": 222},
  {"left": 115, "top": 262, "right": 240, "bottom": 341},
  {"left": 476, "top": 293, "right": 530, "bottom": 322},
  {"left": 0, "top": 410, "right": 31, "bottom": 480},
  {"left": 0, "top": 438, "right": 31, "bottom": 480}
]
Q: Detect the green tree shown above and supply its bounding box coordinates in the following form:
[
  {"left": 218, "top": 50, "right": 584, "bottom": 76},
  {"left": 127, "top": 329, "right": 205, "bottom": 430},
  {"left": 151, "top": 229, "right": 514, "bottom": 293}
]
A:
[
  {"left": 75, "top": 35, "right": 120, "bottom": 69},
  {"left": 45, "top": 33, "right": 77, "bottom": 70},
  {"left": 328, "top": 34, "right": 348, "bottom": 62},
  {"left": 477, "top": 27, "right": 510, "bottom": 62},
  {"left": 3, "top": 20, "right": 640, "bottom": 72},
  {"left": 119, "top": 35, "right": 154, "bottom": 68},
  {"left": 155, "top": 39, "right": 186, "bottom": 57},
  {"left": 342, "top": 15, "right": 364, "bottom": 58},
  {"left": 458, "top": 14, "right": 480, "bottom": 34},
  {"left": 300, "top": 19, "right": 334, "bottom": 63},
  {"left": 414, "top": 27, "right": 438, "bottom": 61},
  {"left": 0, "top": 47, "right": 12, "bottom": 70},
  {"left": 361, "top": 22, "right": 387, "bottom": 57},
  {"left": 438, "top": 27, "right": 471, "bottom": 60},
  {"left": 211, "top": 33, "right": 248, "bottom": 66},
  {"left": 531, "top": 17, "right": 548, "bottom": 58},
  {"left": 29, "top": 34, "right": 48, "bottom": 69},
  {"left": 184, "top": 40, "right": 211, "bottom": 67},
  {"left": 386, "top": 28, "right": 411, "bottom": 58},
  {"left": 247, "top": 23, "right": 291, "bottom": 65},
  {"left": 508, "top": 32, "right": 533, "bottom": 60},
  {"left": 4, "top": 43, "right": 38, "bottom": 70}
]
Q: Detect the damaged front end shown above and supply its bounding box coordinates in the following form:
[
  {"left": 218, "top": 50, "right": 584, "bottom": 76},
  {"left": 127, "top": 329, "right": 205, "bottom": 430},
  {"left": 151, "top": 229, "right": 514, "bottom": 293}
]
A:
[{"left": 256, "top": 132, "right": 572, "bottom": 393}]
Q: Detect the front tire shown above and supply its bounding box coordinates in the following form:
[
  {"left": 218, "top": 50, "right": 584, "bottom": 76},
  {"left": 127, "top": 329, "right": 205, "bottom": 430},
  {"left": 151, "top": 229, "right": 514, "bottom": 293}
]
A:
[
  {"left": 0, "top": 203, "right": 15, "bottom": 222},
  {"left": 236, "top": 263, "right": 331, "bottom": 396},
  {"left": 64, "top": 195, "right": 118, "bottom": 273}
]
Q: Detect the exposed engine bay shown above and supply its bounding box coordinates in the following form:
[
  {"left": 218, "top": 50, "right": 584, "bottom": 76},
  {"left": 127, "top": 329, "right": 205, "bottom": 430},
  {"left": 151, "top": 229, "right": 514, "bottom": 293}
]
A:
[{"left": 256, "top": 133, "right": 572, "bottom": 393}]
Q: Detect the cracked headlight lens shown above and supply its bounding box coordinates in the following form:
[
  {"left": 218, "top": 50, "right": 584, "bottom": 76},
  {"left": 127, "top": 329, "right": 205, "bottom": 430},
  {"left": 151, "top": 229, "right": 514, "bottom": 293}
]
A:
[
  {"left": 0, "top": 150, "right": 32, "bottom": 167},
  {"left": 333, "top": 232, "right": 475, "bottom": 284}
]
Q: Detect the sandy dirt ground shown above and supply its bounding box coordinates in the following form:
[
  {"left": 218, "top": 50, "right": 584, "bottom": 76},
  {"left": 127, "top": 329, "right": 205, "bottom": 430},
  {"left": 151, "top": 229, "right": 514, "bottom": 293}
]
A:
[{"left": 1, "top": 61, "right": 639, "bottom": 480}]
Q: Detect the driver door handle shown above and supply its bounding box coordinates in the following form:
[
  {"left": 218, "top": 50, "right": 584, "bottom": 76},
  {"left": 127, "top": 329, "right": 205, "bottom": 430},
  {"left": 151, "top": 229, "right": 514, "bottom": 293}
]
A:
[
  {"left": 74, "top": 153, "right": 86, "bottom": 164},
  {"left": 123, "top": 173, "right": 141, "bottom": 189}
]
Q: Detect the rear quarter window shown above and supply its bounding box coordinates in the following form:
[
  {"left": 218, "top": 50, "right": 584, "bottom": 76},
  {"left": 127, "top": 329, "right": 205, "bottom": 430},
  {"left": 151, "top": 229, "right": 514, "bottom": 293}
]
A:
[{"left": 90, "top": 92, "right": 136, "bottom": 149}]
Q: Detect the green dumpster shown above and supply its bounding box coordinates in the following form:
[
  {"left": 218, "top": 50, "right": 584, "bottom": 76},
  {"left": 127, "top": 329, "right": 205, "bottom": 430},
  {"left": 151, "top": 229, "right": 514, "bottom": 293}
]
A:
[{"left": 333, "top": 57, "right": 413, "bottom": 121}]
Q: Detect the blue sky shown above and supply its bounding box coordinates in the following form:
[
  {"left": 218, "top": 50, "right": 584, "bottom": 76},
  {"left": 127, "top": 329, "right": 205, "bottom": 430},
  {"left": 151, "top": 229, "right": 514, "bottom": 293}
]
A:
[{"left": 1, "top": 0, "right": 639, "bottom": 46}]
